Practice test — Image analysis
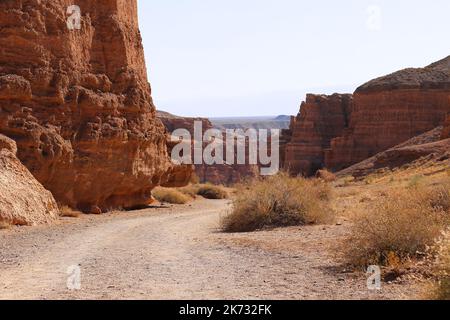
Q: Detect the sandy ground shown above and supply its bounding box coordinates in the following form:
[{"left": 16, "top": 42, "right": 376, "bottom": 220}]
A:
[{"left": 0, "top": 199, "right": 422, "bottom": 300}]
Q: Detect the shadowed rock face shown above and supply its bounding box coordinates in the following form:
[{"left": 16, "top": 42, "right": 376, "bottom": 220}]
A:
[
  {"left": 0, "top": 135, "right": 59, "bottom": 225},
  {"left": 443, "top": 116, "right": 450, "bottom": 139},
  {"left": 0, "top": 0, "right": 184, "bottom": 212},
  {"left": 326, "top": 56, "right": 450, "bottom": 171}
]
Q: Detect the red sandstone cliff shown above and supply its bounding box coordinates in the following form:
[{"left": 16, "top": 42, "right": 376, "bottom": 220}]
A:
[
  {"left": 0, "top": 0, "right": 184, "bottom": 212},
  {"left": 326, "top": 56, "right": 450, "bottom": 171},
  {"left": 283, "top": 94, "right": 353, "bottom": 176},
  {"left": 285, "top": 57, "right": 450, "bottom": 176}
]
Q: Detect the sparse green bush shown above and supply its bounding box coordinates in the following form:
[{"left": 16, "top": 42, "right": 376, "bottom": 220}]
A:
[{"left": 222, "top": 173, "right": 334, "bottom": 232}]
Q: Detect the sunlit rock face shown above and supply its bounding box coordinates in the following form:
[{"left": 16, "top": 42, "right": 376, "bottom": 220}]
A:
[
  {"left": 326, "top": 56, "right": 450, "bottom": 172},
  {"left": 0, "top": 0, "right": 185, "bottom": 212},
  {"left": 284, "top": 57, "right": 450, "bottom": 176},
  {"left": 284, "top": 94, "right": 353, "bottom": 176}
]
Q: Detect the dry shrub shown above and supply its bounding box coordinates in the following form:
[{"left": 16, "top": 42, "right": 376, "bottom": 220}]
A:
[
  {"left": 346, "top": 184, "right": 450, "bottom": 267},
  {"left": 316, "top": 169, "right": 337, "bottom": 182},
  {"left": 222, "top": 173, "right": 334, "bottom": 233},
  {"left": 178, "top": 185, "right": 199, "bottom": 198},
  {"left": 0, "top": 220, "right": 11, "bottom": 230},
  {"left": 196, "top": 184, "right": 229, "bottom": 200},
  {"left": 152, "top": 187, "right": 190, "bottom": 204},
  {"left": 179, "top": 184, "right": 229, "bottom": 200},
  {"left": 433, "top": 231, "right": 450, "bottom": 300},
  {"left": 59, "top": 205, "right": 81, "bottom": 218}
]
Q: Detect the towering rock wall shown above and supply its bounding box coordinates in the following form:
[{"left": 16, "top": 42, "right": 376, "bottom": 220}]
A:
[
  {"left": 326, "top": 57, "right": 450, "bottom": 171},
  {"left": 0, "top": 0, "right": 178, "bottom": 212},
  {"left": 284, "top": 94, "right": 353, "bottom": 176}
]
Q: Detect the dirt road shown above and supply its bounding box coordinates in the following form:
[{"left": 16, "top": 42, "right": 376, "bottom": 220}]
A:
[{"left": 0, "top": 199, "right": 419, "bottom": 300}]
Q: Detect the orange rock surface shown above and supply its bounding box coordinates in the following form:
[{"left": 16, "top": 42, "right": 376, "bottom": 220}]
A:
[
  {"left": 284, "top": 57, "right": 450, "bottom": 176},
  {"left": 0, "top": 0, "right": 185, "bottom": 212},
  {"left": 284, "top": 94, "right": 353, "bottom": 176},
  {"left": 326, "top": 57, "right": 450, "bottom": 171}
]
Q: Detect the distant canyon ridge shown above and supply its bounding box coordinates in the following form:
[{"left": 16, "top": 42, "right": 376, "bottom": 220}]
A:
[{"left": 160, "top": 56, "right": 450, "bottom": 183}]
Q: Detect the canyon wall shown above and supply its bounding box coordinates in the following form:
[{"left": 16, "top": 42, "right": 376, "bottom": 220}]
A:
[
  {"left": 283, "top": 94, "right": 353, "bottom": 176},
  {"left": 0, "top": 0, "right": 182, "bottom": 212},
  {"left": 0, "top": 135, "right": 59, "bottom": 226},
  {"left": 285, "top": 56, "right": 450, "bottom": 176},
  {"left": 326, "top": 56, "right": 450, "bottom": 171}
]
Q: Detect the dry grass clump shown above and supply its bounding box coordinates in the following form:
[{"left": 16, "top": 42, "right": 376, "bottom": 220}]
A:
[
  {"left": 222, "top": 173, "right": 334, "bottom": 233},
  {"left": 315, "top": 169, "right": 337, "bottom": 182},
  {"left": 433, "top": 231, "right": 450, "bottom": 300},
  {"left": 178, "top": 184, "right": 229, "bottom": 200},
  {"left": 59, "top": 205, "right": 82, "bottom": 218},
  {"left": 0, "top": 220, "right": 11, "bottom": 230},
  {"left": 196, "top": 184, "right": 229, "bottom": 200},
  {"left": 152, "top": 187, "right": 191, "bottom": 204},
  {"left": 345, "top": 183, "right": 450, "bottom": 268}
]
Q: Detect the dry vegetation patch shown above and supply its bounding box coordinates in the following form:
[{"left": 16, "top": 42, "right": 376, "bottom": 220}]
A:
[
  {"left": 152, "top": 187, "right": 191, "bottom": 205},
  {"left": 222, "top": 173, "right": 335, "bottom": 232},
  {"left": 0, "top": 220, "right": 11, "bottom": 230},
  {"left": 59, "top": 206, "right": 82, "bottom": 218},
  {"left": 179, "top": 184, "right": 229, "bottom": 200},
  {"left": 345, "top": 183, "right": 450, "bottom": 268},
  {"left": 433, "top": 231, "right": 450, "bottom": 300}
]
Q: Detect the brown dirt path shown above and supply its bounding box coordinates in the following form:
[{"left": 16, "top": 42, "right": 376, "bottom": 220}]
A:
[{"left": 0, "top": 199, "right": 421, "bottom": 300}]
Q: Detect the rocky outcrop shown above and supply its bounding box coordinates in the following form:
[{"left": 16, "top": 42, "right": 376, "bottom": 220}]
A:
[
  {"left": 326, "top": 56, "right": 450, "bottom": 171},
  {"left": 0, "top": 0, "right": 181, "bottom": 212},
  {"left": 337, "top": 127, "right": 450, "bottom": 178},
  {"left": 284, "top": 94, "right": 353, "bottom": 176},
  {"left": 285, "top": 57, "right": 450, "bottom": 176},
  {"left": 0, "top": 135, "right": 59, "bottom": 226}
]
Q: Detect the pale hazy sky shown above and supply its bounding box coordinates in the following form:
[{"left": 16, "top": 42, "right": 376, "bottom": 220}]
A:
[{"left": 137, "top": 0, "right": 450, "bottom": 117}]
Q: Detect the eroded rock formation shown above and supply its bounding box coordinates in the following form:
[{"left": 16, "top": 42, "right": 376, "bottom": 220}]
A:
[
  {"left": 0, "top": 0, "right": 183, "bottom": 212},
  {"left": 337, "top": 127, "right": 450, "bottom": 178},
  {"left": 285, "top": 57, "right": 450, "bottom": 176},
  {"left": 326, "top": 57, "right": 450, "bottom": 171},
  {"left": 283, "top": 94, "right": 353, "bottom": 176},
  {"left": 158, "top": 111, "right": 260, "bottom": 185},
  {"left": 0, "top": 135, "right": 59, "bottom": 226}
]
